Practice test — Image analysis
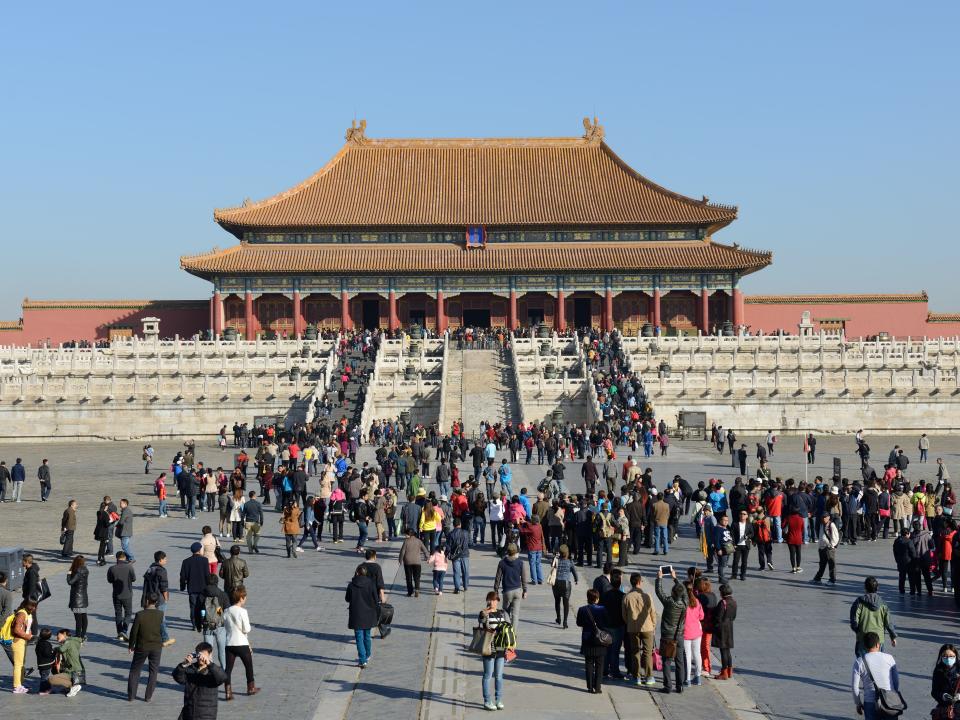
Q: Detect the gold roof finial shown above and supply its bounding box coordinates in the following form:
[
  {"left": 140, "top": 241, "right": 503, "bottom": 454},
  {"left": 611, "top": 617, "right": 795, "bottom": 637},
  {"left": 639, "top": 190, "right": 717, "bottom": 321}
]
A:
[
  {"left": 345, "top": 119, "right": 369, "bottom": 145},
  {"left": 582, "top": 116, "right": 604, "bottom": 144}
]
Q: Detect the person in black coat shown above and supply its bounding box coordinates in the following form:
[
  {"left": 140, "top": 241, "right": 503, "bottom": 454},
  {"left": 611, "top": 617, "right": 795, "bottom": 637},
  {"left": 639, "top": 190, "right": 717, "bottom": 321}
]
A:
[
  {"left": 892, "top": 528, "right": 919, "bottom": 594},
  {"left": 575, "top": 588, "right": 608, "bottom": 694},
  {"left": 932, "top": 643, "right": 960, "bottom": 712},
  {"left": 345, "top": 564, "right": 379, "bottom": 668},
  {"left": 712, "top": 584, "right": 737, "bottom": 679},
  {"left": 21, "top": 555, "right": 40, "bottom": 602},
  {"left": 66, "top": 555, "right": 89, "bottom": 640},
  {"left": 173, "top": 642, "right": 227, "bottom": 720},
  {"left": 94, "top": 502, "right": 112, "bottom": 566},
  {"left": 181, "top": 543, "right": 212, "bottom": 632}
]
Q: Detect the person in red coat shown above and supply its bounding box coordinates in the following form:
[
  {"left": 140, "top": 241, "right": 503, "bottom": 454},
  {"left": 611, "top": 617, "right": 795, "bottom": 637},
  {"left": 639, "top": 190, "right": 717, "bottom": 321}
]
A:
[
  {"left": 785, "top": 512, "right": 806, "bottom": 573},
  {"left": 518, "top": 518, "right": 546, "bottom": 584}
]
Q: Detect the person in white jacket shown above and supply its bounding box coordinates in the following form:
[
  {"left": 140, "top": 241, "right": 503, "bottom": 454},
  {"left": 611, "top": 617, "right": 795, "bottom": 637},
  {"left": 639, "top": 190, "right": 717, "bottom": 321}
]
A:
[{"left": 222, "top": 587, "right": 260, "bottom": 700}]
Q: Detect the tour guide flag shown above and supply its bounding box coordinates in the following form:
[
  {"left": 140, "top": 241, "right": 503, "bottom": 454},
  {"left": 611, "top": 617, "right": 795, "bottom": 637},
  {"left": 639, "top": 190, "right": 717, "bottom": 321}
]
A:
[{"left": 466, "top": 226, "right": 486, "bottom": 248}]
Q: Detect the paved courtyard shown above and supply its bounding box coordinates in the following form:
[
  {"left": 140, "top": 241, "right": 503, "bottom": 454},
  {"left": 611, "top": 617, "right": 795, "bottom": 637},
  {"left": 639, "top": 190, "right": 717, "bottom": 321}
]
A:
[{"left": 0, "top": 432, "right": 956, "bottom": 719}]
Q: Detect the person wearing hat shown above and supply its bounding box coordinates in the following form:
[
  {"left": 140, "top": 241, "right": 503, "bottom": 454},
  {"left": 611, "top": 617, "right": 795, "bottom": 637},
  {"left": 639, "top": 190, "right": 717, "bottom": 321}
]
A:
[
  {"left": 813, "top": 513, "right": 840, "bottom": 584},
  {"left": 180, "top": 543, "right": 211, "bottom": 632}
]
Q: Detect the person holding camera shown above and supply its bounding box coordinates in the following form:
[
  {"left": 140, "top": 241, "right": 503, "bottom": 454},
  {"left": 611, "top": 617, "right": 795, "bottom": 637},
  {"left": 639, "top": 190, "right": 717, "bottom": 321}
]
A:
[
  {"left": 655, "top": 567, "right": 687, "bottom": 693},
  {"left": 173, "top": 642, "right": 227, "bottom": 720}
]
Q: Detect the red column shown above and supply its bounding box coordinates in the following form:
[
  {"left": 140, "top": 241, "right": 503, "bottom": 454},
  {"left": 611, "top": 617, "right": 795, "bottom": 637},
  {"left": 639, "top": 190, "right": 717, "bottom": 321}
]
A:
[
  {"left": 340, "top": 291, "right": 352, "bottom": 331},
  {"left": 604, "top": 289, "right": 614, "bottom": 331},
  {"left": 556, "top": 290, "right": 566, "bottom": 331},
  {"left": 293, "top": 291, "right": 304, "bottom": 337},
  {"left": 436, "top": 291, "right": 447, "bottom": 333},
  {"left": 700, "top": 288, "right": 710, "bottom": 334},
  {"left": 212, "top": 291, "right": 223, "bottom": 337},
  {"left": 732, "top": 288, "right": 744, "bottom": 329},
  {"left": 388, "top": 290, "right": 399, "bottom": 332},
  {"left": 509, "top": 290, "right": 518, "bottom": 331},
  {"left": 652, "top": 288, "right": 661, "bottom": 329},
  {"left": 244, "top": 291, "right": 255, "bottom": 340}
]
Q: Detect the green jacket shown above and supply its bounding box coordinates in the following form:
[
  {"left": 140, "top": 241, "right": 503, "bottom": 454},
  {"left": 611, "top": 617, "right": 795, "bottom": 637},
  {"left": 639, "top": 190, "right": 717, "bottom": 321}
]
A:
[
  {"left": 849, "top": 593, "right": 897, "bottom": 644},
  {"left": 59, "top": 636, "right": 84, "bottom": 674}
]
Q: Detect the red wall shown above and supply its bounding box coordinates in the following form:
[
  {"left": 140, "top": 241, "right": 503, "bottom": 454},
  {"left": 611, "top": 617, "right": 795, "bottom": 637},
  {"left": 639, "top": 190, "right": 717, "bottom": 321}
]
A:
[{"left": 0, "top": 301, "right": 209, "bottom": 345}]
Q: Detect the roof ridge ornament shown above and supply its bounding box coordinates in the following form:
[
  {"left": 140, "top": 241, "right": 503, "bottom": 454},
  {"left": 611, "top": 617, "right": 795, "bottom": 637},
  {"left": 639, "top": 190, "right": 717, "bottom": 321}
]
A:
[
  {"left": 345, "top": 119, "right": 369, "bottom": 145},
  {"left": 582, "top": 116, "right": 604, "bottom": 144}
]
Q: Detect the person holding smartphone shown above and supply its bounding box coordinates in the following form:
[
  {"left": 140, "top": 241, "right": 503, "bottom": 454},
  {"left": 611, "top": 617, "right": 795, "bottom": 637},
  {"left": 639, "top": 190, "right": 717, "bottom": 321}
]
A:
[{"left": 173, "top": 642, "right": 227, "bottom": 720}]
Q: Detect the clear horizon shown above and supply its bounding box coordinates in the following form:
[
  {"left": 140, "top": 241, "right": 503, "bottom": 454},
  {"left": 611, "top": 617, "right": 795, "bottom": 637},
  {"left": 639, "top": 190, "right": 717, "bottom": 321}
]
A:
[{"left": 1, "top": 1, "right": 957, "bottom": 317}]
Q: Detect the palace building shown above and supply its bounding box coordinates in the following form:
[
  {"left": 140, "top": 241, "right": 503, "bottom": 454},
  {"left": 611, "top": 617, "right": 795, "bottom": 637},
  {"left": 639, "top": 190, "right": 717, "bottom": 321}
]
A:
[
  {"left": 180, "top": 119, "right": 773, "bottom": 339},
  {"left": 3, "top": 120, "right": 958, "bottom": 345}
]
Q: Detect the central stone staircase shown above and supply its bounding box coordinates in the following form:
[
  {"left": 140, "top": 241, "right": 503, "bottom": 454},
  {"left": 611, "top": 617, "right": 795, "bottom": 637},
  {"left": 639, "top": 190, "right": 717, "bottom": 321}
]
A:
[{"left": 442, "top": 348, "right": 519, "bottom": 438}]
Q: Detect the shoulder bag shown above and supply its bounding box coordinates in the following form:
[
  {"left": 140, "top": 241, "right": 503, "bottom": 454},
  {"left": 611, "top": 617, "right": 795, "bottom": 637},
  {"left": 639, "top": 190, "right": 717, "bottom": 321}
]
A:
[
  {"left": 546, "top": 557, "right": 559, "bottom": 586},
  {"left": 659, "top": 604, "right": 684, "bottom": 660},
  {"left": 932, "top": 672, "right": 960, "bottom": 719},
  {"left": 587, "top": 607, "right": 612, "bottom": 647},
  {"left": 862, "top": 654, "right": 907, "bottom": 717}
]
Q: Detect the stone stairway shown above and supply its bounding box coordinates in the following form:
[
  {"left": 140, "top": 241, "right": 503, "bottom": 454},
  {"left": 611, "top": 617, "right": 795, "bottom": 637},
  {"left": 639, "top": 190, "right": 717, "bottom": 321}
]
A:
[
  {"left": 459, "top": 349, "right": 520, "bottom": 438},
  {"left": 441, "top": 348, "right": 464, "bottom": 430}
]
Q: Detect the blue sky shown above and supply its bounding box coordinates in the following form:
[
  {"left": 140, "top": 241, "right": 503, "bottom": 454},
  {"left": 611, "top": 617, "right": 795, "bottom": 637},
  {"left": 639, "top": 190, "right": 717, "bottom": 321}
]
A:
[{"left": 1, "top": 1, "right": 957, "bottom": 317}]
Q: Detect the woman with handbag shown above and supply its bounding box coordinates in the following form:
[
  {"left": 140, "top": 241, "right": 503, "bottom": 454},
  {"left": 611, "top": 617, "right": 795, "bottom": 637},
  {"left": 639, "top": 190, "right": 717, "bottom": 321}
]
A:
[
  {"left": 477, "top": 591, "right": 508, "bottom": 710},
  {"left": 551, "top": 545, "right": 579, "bottom": 628},
  {"left": 575, "top": 588, "right": 609, "bottom": 694},
  {"left": 932, "top": 643, "right": 960, "bottom": 718},
  {"left": 655, "top": 568, "right": 687, "bottom": 693},
  {"left": 200, "top": 526, "right": 221, "bottom": 575},
  {"left": 712, "top": 583, "right": 738, "bottom": 679}
]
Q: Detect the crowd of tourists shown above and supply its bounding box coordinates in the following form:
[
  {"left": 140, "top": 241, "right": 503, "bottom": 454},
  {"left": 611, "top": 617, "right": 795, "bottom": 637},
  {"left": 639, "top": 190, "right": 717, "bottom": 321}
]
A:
[{"left": 0, "top": 330, "right": 956, "bottom": 717}]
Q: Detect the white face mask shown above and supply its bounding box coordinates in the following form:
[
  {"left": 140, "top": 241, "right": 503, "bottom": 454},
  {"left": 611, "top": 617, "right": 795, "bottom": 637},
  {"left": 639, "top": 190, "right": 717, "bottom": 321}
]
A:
[{"left": 944, "top": 656, "right": 957, "bottom": 667}]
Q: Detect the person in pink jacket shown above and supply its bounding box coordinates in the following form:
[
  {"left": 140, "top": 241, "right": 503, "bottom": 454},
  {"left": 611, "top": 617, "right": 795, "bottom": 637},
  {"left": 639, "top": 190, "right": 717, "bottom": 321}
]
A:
[{"left": 683, "top": 581, "right": 705, "bottom": 686}]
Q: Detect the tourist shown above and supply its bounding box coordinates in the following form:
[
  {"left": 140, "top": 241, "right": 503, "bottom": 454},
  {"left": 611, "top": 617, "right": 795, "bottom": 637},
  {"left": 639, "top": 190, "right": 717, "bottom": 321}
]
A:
[
  {"left": 280, "top": 502, "right": 301, "bottom": 559},
  {"left": 94, "top": 501, "right": 112, "bottom": 566},
  {"left": 851, "top": 631, "right": 899, "bottom": 720},
  {"left": 155, "top": 472, "right": 168, "bottom": 518},
  {"left": 297, "top": 494, "right": 323, "bottom": 551},
  {"left": 652, "top": 491, "right": 671, "bottom": 556},
  {"left": 712, "top": 583, "right": 737, "bottom": 679},
  {"left": 127, "top": 592, "right": 164, "bottom": 702},
  {"left": 602, "top": 569, "right": 627, "bottom": 680},
  {"left": 204, "top": 471, "right": 218, "bottom": 513},
  {"left": 518, "top": 516, "right": 545, "bottom": 584},
  {"left": 9, "top": 599, "right": 37, "bottom": 694},
  {"left": 493, "top": 543, "right": 528, "bottom": 632},
  {"left": 477, "top": 591, "right": 508, "bottom": 710},
  {"left": 0, "top": 461, "right": 9, "bottom": 503},
  {"left": 752, "top": 508, "right": 774, "bottom": 571},
  {"left": 655, "top": 568, "right": 687, "bottom": 693},
  {"left": 682, "top": 580, "right": 704, "bottom": 686},
  {"left": 345, "top": 565, "right": 378, "bottom": 669},
  {"left": 731, "top": 509, "right": 753, "bottom": 581},
  {"left": 551, "top": 545, "right": 578, "bottom": 628},
  {"left": 66, "top": 555, "right": 89, "bottom": 641},
  {"left": 623, "top": 572, "right": 656, "bottom": 685},
  {"left": 813, "top": 514, "right": 840, "bottom": 584},
  {"left": 242, "top": 491, "right": 264, "bottom": 554},
  {"left": 180, "top": 543, "right": 211, "bottom": 633},
  {"left": 850, "top": 576, "right": 897, "bottom": 657},
  {"left": 143, "top": 444, "right": 154, "bottom": 474},
  {"left": 219, "top": 545, "right": 248, "bottom": 599},
  {"left": 107, "top": 551, "right": 136, "bottom": 642},
  {"left": 223, "top": 587, "right": 259, "bottom": 698},
  {"left": 201, "top": 575, "right": 230, "bottom": 668},
  {"left": 60, "top": 499, "right": 77, "bottom": 558},
  {"left": 931, "top": 643, "right": 960, "bottom": 715},
  {"left": 428, "top": 545, "right": 448, "bottom": 595},
  {"left": 37, "top": 458, "right": 52, "bottom": 502},
  {"left": 785, "top": 510, "right": 805, "bottom": 573},
  {"left": 419, "top": 501, "right": 440, "bottom": 553},
  {"left": 173, "top": 642, "right": 227, "bottom": 720},
  {"left": 576, "top": 588, "right": 608, "bottom": 694},
  {"left": 329, "top": 486, "right": 347, "bottom": 543},
  {"left": 199, "top": 526, "right": 220, "bottom": 575},
  {"left": 142, "top": 550, "right": 174, "bottom": 647},
  {"left": 695, "top": 577, "right": 718, "bottom": 675},
  {"left": 400, "top": 528, "right": 429, "bottom": 597},
  {"left": 228, "top": 489, "right": 245, "bottom": 541},
  {"left": 117, "top": 498, "right": 135, "bottom": 562},
  {"left": 10, "top": 458, "right": 24, "bottom": 503},
  {"left": 44, "top": 629, "right": 83, "bottom": 697},
  {"left": 447, "top": 516, "right": 471, "bottom": 593}
]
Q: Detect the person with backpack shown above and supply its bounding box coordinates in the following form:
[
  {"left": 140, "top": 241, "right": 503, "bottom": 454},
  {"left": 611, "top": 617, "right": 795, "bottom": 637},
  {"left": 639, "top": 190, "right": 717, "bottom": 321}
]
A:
[
  {"left": 142, "top": 551, "right": 174, "bottom": 648},
  {"left": 575, "top": 588, "right": 609, "bottom": 694},
  {"left": 328, "top": 487, "right": 347, "bottom": 544},
  {"left": 127, "top": 592, "right": 165, "bottom": 702},
  {"left": 7, "top": 599, "right": 37, "bottom": 694},
  {"left": 201, "top": 575, "right": 230, "bottom": 669}
]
